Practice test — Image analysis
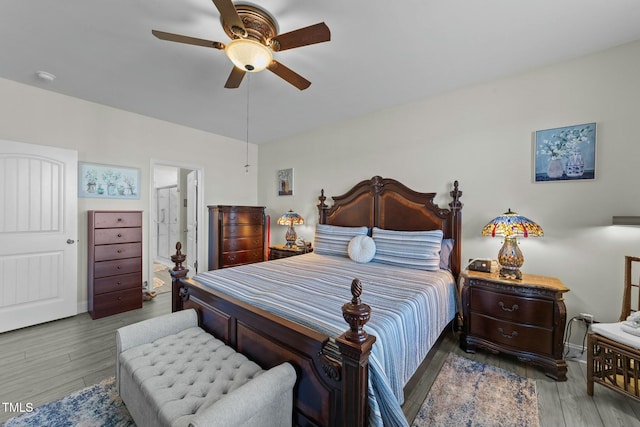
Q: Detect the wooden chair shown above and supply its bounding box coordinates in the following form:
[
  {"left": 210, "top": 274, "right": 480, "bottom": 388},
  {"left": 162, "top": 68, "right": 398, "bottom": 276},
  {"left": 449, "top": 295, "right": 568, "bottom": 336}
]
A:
[{"left": 587, "top": 255, "right": 640, "bottom": 401}]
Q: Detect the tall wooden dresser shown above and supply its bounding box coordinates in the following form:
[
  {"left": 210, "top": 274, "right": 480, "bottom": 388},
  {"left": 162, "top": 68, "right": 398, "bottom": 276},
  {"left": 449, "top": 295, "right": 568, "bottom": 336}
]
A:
[
  {"left": 208, "top": 205, "right": 266, "bottom": 269},
  {"left": 88, "top": 210, "right": 143, "bottom": 319}
]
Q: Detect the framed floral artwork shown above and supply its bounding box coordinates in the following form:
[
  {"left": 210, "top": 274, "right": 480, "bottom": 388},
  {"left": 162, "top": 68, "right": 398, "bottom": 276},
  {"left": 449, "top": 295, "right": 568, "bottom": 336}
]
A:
[
  {"left": 79, "top": 162, "right": 140, "bottom": 199},
  {"left": 534, "top": 123, "right": 596, "bottom": 182},
  {"left": 277, "top": 168, "right": 294, "bottom": 196}
]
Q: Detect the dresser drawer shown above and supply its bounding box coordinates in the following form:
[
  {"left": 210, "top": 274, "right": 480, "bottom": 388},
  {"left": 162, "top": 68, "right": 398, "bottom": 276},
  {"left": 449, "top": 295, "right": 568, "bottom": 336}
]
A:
[
  {"left": 94, "top": 257, "right": 142, "bottom": 278},
  {"left": 222, "top": 211, "right": 264, "bottom": 225},
  {"left": 223, "top": 237, "right": 263, "bottom": 252},
  {"left": 223, "top": 224, "right": 263, "bottom": 238},
  {"left": 470, "top": 313, "right": 553, "bottom": 356},
  {"left": 94, "top": 227, "right": 142, "bottom": 245},
  {"left": 93, "top": 212, "right": 142, "bottom": 228},
  {"left": 222, "top": 249, "right": 264, "bottom": 267},
  {"left": 93, "top": 288, "right": 142, "bottom": 317},
  {"left": 471, "top": 287, "right": 554, "bottom": 328},
  {"left": 94, "top": 242, "right": 142, "bottom": 262},
  {"left": 94, "top": 272, "right": 141, "bottom": 295}
]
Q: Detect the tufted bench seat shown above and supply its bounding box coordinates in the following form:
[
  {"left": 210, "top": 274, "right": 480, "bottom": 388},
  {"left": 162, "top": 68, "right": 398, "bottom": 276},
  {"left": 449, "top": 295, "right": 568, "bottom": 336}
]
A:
[{"left": 116, "top": 309, "right": 296, "bottom": 427}]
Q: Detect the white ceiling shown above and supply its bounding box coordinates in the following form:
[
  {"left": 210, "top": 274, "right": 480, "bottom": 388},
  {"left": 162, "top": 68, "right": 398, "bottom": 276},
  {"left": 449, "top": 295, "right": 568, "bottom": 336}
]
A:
[{"left": 2, "top": 0, "right": 640, "bottom": 144}]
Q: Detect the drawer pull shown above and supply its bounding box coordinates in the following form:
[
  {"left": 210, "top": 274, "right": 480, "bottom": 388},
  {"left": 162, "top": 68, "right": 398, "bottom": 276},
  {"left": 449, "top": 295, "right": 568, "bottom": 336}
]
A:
[
  {"left": 117, "top": 266, "right": 121, "bottom": 270},
  {"left": 117, "top": 281, "right": 121, "bottom": 285},
  {"left": 497, "top": 327, "right": 518, "bottom": 339},
  {"left": 117, "top": 233, "right": 122, "bottom": 237},
  {"left": 498, "top": 301, "right": 519, "bottom": 312},
  {"left": 117, "top": 250, "right": 123, "bottom": 253},
  {"left": 117, "top": 218, "right": 123, "bottom": 222}
]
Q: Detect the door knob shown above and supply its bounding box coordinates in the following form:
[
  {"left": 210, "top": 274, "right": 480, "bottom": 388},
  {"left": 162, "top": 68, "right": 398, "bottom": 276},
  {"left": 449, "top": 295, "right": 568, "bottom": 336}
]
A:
[{"left": 66, "top": 239, "right": 75, "bottom": 244}]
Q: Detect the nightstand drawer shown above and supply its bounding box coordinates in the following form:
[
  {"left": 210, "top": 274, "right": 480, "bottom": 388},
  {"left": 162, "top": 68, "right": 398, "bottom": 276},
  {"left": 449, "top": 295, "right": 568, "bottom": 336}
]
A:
[
  {"left": 471, "top": 287, "right": 554, "bottom": 327},
  {"left": 470, "top": 313, "right": 553, "bottom": 356}
]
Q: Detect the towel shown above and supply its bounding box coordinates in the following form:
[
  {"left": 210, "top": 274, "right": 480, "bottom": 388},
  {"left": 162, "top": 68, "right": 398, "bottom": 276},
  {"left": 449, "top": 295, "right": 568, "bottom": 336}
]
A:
[
  {"left": 621, "top": 323, "right": 640, "bottom": 337},
  {"left": 625, "top": 311, "right": 640, "bottom": 328}
]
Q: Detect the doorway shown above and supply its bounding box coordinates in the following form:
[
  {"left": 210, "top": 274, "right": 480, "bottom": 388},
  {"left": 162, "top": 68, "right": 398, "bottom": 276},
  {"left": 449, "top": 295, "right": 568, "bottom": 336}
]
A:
[{"left": 149, "top": 160, "right": 205, "bottom": 297}]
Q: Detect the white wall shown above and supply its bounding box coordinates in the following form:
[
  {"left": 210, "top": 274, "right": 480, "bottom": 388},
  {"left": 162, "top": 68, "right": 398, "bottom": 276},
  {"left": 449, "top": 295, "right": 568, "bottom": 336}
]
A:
[
  {"left": 0, "top": 77, "right": 258, "bottom": 309},
  {"left": 258, "top": 40, "right": 640, "bottom": 335}
]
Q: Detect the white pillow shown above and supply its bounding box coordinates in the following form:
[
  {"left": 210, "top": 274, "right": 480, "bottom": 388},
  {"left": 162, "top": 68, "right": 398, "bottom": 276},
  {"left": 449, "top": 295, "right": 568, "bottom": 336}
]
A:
[{"left": 348, "top": 235, "right": 376, "bottom": 263}]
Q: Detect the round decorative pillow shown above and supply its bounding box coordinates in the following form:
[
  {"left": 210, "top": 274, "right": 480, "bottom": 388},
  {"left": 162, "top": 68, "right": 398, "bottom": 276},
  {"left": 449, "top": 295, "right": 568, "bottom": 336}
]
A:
[{"left": 348, "top": 235, "right": 376, "bottom": 263}]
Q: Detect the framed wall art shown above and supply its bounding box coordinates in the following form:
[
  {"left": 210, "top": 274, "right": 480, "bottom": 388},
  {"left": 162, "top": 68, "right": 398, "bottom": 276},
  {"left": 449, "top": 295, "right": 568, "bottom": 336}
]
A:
[
  {"left": 277, "top": 168, "right": 294, "bottom": 196},
  {"left": 79, "top": 162, "right": 141, "bottom": 199},
  {"left": 534, "top": 122, "right": 596, "bottom": 182}
]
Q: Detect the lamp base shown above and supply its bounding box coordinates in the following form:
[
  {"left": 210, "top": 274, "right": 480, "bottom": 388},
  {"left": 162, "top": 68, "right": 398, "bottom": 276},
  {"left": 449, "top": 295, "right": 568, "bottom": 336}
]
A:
[
  {"left": 285, "top": 225, "right": 297, "bottom": 248},
  {"left": 497, "top": 236, "right": 524, "bottom": 280},
  {"left": 499, "top": 266, "right": 523, "bottom": 280}
]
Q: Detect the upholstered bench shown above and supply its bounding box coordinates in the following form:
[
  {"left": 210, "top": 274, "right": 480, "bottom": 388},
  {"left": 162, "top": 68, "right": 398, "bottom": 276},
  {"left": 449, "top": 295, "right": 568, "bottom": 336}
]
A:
[{"left": 116, "top": 309, "right": 296, "bottom": 427}]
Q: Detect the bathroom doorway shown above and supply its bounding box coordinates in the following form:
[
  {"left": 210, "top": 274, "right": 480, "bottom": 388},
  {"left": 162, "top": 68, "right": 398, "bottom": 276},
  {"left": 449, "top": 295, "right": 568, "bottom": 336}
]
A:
[{"left": 149, "top": 160, "right": 205, "bottom": 296}]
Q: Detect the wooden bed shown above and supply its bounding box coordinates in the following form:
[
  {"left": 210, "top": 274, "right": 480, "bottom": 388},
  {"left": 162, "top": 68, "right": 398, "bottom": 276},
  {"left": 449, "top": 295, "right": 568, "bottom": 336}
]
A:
[{"left": 169, "top": 176, "right": 463, "bottom": 427}]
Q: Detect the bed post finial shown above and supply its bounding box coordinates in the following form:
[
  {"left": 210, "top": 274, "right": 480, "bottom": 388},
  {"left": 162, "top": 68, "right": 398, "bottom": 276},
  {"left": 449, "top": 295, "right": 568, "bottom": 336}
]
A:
[
  {"left": 341, "top": 279, "right": 371, "bottom": 343},
  {"left": 169, "top": 242, "right": 189, "bottom": 312},
  {"left": 171, "top": 242, "right": 186, "bottom": 272},
  {"left": 449, "top": 180, "right": 463, "bottom": 212},
  {"left": 337, "top": 279, "right": 376, "bottom": 427},
  {"left": 318, "top": 189, "right": 329, "bottom": 224}
]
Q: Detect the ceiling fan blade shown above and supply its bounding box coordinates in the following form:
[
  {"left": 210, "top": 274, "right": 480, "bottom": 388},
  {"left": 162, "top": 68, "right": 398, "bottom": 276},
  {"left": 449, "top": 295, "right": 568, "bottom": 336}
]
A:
[
  {"left": 212, "top": 0, "right": 247, "bottom": 37},
  {"left": 224, "top": 67, "right": 246, "bottom": 88},
  {"left": 270, "top": 22, "right": 330, "bottom": 52},
  {"left": 152, "top": 30, "right": 225, "bottom": 49},
  {"left": 267, "top": 61, "right": 311, "bottom": 90}
]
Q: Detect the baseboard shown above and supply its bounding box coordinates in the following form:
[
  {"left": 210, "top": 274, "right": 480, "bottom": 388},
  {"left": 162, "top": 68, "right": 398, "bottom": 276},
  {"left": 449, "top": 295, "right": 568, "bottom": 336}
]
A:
[
  {"left": 77, "top": 300, "right": 88, "bottom": 314},
  {"left": 564, "top": 342, "right": 587, "bottom": 363}
]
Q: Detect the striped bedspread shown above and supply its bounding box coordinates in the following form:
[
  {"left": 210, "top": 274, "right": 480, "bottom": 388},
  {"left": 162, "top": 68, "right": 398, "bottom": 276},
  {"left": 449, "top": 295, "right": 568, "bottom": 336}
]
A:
[{"left": 193, "top": 252, "right": 457, "bottom": 427}]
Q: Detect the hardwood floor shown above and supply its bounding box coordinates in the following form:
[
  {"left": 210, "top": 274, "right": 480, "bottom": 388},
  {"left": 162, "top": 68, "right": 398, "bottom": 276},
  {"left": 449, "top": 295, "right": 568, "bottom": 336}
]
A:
[
  {"left": 0, "top": 292, "right": 171, "bottom": 423},
  {"left": 1, "top": 293, "right": 639, "bottom": 426}
]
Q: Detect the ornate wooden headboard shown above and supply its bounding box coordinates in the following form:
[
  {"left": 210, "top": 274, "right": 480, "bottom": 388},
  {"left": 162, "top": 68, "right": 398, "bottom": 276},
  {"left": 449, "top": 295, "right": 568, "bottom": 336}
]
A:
[{"left": 317, "top": 176, "right": 463, "bottom": 277}]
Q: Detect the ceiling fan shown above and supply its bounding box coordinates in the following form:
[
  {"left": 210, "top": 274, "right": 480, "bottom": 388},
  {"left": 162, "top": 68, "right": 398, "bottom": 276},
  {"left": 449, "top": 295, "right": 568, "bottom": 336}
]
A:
[{"left": 152, "top": 0, "right": 330, "bottom": 90}]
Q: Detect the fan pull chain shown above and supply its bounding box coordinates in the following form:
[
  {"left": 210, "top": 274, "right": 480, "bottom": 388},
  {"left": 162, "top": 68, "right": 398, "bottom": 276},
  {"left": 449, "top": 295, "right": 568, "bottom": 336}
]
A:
[{"left": 244, "top": 74, "right": 251, "bottom": 173}]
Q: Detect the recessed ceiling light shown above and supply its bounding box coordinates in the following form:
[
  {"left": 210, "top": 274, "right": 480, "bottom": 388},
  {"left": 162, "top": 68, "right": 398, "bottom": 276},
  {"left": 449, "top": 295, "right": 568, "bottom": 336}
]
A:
[{"left": 35, "top": 70, "right": 56, "bottom": 82}]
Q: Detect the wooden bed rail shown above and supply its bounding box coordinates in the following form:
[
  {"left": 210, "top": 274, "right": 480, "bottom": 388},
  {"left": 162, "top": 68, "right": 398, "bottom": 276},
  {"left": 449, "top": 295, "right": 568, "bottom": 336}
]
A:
[{"left": 169, "top": 242, "right": 375, "bottom": 427}]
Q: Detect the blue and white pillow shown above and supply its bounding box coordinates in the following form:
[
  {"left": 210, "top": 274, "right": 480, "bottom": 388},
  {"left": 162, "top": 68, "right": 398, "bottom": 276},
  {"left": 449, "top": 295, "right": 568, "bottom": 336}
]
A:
[
  {"left": 371, "top": 227, "right": 443, "bottom": 271},
  {"left": 314, "top": 224, "right": 369, "bottom": 257},
  {"left": 440, "top": 238, "right": 455, "bottom": 271}
]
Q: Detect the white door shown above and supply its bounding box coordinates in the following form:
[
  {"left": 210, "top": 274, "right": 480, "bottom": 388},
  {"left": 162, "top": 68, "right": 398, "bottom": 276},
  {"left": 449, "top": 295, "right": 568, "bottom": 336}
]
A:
[
  {"left": 186, "top": 171, "right": 198, "bottom": 276},
  {"left": 0, "top": 139, "right": 78, "bottom": 332}
]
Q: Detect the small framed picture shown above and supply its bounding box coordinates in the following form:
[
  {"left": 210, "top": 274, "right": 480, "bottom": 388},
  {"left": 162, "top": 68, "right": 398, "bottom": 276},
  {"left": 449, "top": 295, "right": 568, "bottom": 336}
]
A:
[
  {"left": 277, "top": 168, "right": 294, "bottom": 196},
  {"left": 534, "top": 123, "right": 596, "bottom": 182},
  {"left": 79, "top": 162, "right": 140, "bottom": 199}
]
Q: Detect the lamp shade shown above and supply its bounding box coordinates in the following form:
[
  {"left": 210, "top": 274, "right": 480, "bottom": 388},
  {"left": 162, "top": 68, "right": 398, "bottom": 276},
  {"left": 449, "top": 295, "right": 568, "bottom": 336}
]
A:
[
  {"left": 277, "top": 210, "right": 304, "bottom": 226},
  {"left": 482, "top": 209, "right": 544, "bottom": 238},
  {"left": 225, "top": 39, "right": 273, "bottom": 72}
]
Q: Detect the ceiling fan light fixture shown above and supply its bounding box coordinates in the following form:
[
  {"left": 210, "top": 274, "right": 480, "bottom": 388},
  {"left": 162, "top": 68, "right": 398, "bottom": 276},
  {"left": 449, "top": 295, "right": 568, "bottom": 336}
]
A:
[{"left": 225, "top": 39, "right": 272, "bottom": 72}]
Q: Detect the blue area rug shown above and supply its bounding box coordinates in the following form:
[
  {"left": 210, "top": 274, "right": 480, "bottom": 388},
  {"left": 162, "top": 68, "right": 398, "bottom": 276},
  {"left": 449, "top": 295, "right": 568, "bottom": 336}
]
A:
[
  {"left": 412, "top": 353, "right": 539, "bottom": 427},
  {"left": 2, "top": 378, "right": 134, "bottom": 427}
]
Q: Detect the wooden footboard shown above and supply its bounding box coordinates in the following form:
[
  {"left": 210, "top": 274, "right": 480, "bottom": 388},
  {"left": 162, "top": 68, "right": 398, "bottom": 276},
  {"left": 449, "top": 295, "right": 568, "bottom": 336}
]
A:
[{"left": 169, "top": 243, "right": 375, "bottom": 427}]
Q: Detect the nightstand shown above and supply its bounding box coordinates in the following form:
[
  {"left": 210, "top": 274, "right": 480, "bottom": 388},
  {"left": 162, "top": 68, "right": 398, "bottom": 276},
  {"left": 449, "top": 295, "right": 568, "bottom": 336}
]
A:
[
  {"left": 460, "top": 270, "right": 570, "bottom": 381},
  {"left": 268, "top": 244, "right": 313, "bottom": 260}
]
